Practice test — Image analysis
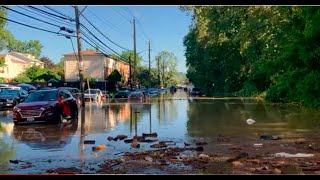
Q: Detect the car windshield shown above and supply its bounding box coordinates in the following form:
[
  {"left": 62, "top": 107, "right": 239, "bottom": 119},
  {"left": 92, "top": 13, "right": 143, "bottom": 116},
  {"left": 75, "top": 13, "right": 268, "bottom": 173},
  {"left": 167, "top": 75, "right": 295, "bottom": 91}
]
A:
[
  {"left": 193, "top": 88, "right": 200, "bottom": 91},
  {"left": 64, "top": 88, "right": 78, "bottom": 94},
  {"left": 19, "top": 86, "right": 28, "bottom": 91},
  {"left": 85, "top": 89, "right": 98, "bottom": 94},
  {"left": 0, "top": 90, "right": 19, "bottom": 96},
  {"left": 25, "top": 91, "right": 58, "bottom": 102},
  {"left": 116, "top": 91, "right": 131, "bottom": 96}
]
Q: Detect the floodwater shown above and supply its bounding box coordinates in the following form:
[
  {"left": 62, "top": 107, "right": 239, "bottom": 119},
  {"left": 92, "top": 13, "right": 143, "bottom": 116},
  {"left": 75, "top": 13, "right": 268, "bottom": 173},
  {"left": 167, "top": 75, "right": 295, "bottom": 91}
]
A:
[{"left": 0, "top": 90, "right": 320, "bottom": 173}]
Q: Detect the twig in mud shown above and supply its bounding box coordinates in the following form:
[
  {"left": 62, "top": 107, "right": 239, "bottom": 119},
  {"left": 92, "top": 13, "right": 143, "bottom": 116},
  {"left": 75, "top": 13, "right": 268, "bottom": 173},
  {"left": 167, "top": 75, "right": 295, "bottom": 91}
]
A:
[
  {"left": 110, "top": 162, "right": 122, "bottom": 167},
  {"left": 114, "top": 152, "right": 125, "bottom": 156}
]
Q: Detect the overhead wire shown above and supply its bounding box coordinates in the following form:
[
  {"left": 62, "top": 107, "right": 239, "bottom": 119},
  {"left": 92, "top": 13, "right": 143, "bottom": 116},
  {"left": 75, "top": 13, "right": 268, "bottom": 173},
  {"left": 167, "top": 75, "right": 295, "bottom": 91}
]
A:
[
  {"left": 80, "top": 12, "right": 130, "bottom": 51},
  {"left": 27, "top": 5, "right": 74, "bottom": 22},
  {"left": 2, "top": 6, "right": 65, "bottom": 29},
  {"left": 16, "top": 6, "right": 75, "bottom": 28},
  {"left": 0, "top": 15, "right": 75, "bottom": 37}
]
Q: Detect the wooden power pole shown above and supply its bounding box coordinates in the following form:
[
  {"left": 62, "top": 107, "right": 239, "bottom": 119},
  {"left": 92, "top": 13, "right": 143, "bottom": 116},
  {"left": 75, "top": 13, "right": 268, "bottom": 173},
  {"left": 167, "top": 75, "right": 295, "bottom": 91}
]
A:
[
  {"left": 148, "top": 40, "right": 151, "bottom": 88},
  {"left": 75, "top": 6, "right": 85, "bottom": 107},
  {"left": 157, "top": 57, "right": 160, "bottom": 87},
  {"left": 133, "top": 18, "right": 137, "bottom": 89},
  {"left": 129, "top": 56, "right": 132, "bottom": 91}
]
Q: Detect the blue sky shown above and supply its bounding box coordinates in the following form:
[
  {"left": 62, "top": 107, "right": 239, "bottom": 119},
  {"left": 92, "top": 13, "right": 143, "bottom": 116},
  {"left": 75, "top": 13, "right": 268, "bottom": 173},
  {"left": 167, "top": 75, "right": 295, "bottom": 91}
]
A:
[{"left": 4, "top": 5, "right": 192, "bottom": 73}]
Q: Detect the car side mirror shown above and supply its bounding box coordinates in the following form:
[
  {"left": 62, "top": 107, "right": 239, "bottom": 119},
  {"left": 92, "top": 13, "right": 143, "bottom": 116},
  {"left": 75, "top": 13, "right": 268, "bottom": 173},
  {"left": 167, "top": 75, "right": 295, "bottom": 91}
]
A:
[{"left": 58, "top": 95, "right": 64, "bottom": 102}]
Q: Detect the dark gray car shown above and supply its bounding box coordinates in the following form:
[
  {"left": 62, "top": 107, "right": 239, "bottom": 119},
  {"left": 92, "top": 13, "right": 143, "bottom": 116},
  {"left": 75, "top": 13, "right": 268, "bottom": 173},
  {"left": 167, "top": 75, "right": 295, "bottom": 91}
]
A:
[{"left": 0, "top": 89, "right": 28, "bottom": 108}]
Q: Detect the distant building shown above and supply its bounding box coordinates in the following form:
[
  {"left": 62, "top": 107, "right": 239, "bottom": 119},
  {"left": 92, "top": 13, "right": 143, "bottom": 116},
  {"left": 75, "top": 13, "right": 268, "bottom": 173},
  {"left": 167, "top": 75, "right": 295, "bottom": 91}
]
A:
[
  {"left": 0, "top": 52, "right": 44, "bottom": 81},
  {"left": 63, "top": 50, "right": 129, "bottom": 83}
]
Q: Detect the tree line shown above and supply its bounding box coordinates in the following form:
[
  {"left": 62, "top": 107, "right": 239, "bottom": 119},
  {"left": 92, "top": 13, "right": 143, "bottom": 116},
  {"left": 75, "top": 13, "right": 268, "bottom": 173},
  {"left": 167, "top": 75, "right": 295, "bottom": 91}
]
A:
[{"left": 181, "top": 6, "right": 320, "bottom": 108}]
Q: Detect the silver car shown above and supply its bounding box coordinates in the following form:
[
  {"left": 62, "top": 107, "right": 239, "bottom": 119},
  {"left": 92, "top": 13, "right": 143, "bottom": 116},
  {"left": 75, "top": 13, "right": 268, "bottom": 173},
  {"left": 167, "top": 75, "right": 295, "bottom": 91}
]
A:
[{"left": 84, "top": 89, "right": 103, "bottom": 102}]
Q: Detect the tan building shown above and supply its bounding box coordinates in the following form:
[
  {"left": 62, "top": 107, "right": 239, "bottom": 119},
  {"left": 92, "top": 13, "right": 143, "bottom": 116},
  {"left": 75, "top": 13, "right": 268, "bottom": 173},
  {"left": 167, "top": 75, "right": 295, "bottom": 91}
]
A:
[
  {"left": 63, "top": 50, "right": 130, "bottom": 82},
  {"left": 0, "top": 52, "right": 44, "bottom": 81}
]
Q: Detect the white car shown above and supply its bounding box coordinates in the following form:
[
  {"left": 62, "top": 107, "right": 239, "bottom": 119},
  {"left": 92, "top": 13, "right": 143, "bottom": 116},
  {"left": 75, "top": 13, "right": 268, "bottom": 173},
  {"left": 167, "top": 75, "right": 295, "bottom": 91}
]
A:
[{"left": 84, "top": 89, "right": 103, "bottom": 102}]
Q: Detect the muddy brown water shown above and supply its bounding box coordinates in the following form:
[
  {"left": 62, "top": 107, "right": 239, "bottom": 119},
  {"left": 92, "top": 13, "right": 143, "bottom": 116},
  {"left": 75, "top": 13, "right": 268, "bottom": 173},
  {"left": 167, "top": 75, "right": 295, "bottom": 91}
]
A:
[{"left": 1, "top": 90, "right": 320, "bottom": 174}]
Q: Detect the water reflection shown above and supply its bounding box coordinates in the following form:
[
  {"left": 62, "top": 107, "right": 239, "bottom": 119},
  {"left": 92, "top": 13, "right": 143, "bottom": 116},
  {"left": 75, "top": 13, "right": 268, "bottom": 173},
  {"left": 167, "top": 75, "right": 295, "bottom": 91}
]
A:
[
  {"left": 79, "top": 102, "right": 152, "bottom": 134},
  {"left": 0, "top": 90, "right": 320, "bottom": 173},
  {"left": 79, "top": 106, "right": 86, "bottom": 160},
  {"left": 0, "top": 111, "right": 17, "bottom": 173},
  {"left": 186, "top": 99, "right": 320, "bottom": 137},
  {"left": 12, "top": 120, "right": 78, "bottom": 150}
]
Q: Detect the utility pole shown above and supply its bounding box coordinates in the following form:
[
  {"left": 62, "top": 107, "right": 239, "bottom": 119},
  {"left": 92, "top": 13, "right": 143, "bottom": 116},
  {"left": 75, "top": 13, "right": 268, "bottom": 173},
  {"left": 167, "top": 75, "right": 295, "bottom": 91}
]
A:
[
  {"left": 162, "top": 59, "right": 165, "bottom": 87},
  {"left": 75, "top": 6, "right": 85, "bottom": 107},
  {"left": 129, "top": 56, "right": 132, "bottom": 91},
  {"left": 133, "top": 18, "right": 137, "bottom": 90},
  {"left": 148, "top": 40, "right": 151, "bottom": 88},
  {"left": 157, "top": 57, "right": 160, "bottom": 87}
]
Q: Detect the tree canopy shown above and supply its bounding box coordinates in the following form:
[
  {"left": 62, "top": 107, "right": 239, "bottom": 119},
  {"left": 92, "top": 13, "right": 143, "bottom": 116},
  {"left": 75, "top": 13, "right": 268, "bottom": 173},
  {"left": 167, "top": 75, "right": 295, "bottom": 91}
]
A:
[
  {"left": 0, "top": 7, "right": 43, "bottom": 58},
  {"left": 182, "top": 6, "right": 320, "bottom": 107},
  {"left": 107, "top": 69, "right": 122, "bottom": 82},
  {"left": 155, "top": 51, "right": 178, "bottom": 87}
]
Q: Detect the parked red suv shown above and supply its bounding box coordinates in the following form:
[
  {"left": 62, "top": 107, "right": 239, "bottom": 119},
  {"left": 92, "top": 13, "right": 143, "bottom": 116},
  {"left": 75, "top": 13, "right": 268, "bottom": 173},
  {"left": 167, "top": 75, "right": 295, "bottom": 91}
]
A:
[{"left": 13, "top": 89, "right": 78, "bottom": 125}]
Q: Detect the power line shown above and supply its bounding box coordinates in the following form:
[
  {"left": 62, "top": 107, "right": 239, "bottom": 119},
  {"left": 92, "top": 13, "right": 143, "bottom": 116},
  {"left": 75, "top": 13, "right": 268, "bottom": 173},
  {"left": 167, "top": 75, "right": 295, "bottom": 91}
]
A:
[
  {"left": 81, "top": 30, "right": 112, "bottom": 55},
  {"left": 68, "top": 37, "right": 78, "bottom": 62},
  {"left": 27, "top": 5, "right": 74, "bottom": 22},
  {"left": 16, "top": 6, "right": 75, "bottom": 28},
  {"left": 111, "top": 7, "right": 131, "bottom": 23},
  {"left": 124, "top": 7, "right": 135, "bottom": 19},
  {"left": 136, "top": 19, "right": 150, "bottom": 41},
  {"left": 87, "top": 8, "right": 122, "bottom": 34},
  {"left": 44, "top": 5, "right": 75, "bottom": 21},
  {"left": 81, "top": 35, "right": 115, "bottom": 58},
  {"left": 0, "top": 15, "right": 76, "bottom": 37},
  {"left": 80, "top": 24, "right": 123, "bottom": 57},
  {"left": 80, "top": 13, "right": 130, "bottom": 51},
  {"left": 80, "top": 30, "right": 130, "bottom": 62},
  {"left": 87, "top": 8, "right": 133, "bottom": 41},
  {"left": 3, "top": 6, "right": 63, "bottom": 28},
  {"left": 122, "top": 7, "right": 150, "bottom": 41}
]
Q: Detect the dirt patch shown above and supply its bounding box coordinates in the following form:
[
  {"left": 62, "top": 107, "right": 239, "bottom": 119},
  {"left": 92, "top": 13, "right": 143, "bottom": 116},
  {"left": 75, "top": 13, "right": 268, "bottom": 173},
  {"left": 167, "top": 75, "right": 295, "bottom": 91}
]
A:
[
  {"left": 46, "top": 167, "right": 82, "bottom": 174},
  {"left": 32, "top": 133, "right": 320, "bottom": 174}
]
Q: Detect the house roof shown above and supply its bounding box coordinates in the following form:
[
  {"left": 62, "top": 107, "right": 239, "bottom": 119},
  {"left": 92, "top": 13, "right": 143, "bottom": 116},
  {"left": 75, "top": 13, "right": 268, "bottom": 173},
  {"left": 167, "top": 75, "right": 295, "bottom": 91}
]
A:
[
  {"left": 64, "top": 50, "right": 104, "bottom": 56},
  {"left": 1, "top": 52, "right": 43, "bottom": 64},
  {"left": 64, "top": 50, "right": 129, "bottom": 65},
  {"left": 11, "top": 52, "right": 44, "bottom": 64}
]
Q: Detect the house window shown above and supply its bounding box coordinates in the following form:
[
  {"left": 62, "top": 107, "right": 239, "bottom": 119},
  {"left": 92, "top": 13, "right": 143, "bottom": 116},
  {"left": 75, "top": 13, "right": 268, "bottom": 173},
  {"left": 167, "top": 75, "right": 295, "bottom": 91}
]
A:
[
  {"left": 0, "top": 67, "right": 4, "bottom": 73},
  {"left": 7, "top": 67, "right": 9, "bottom": 73}
]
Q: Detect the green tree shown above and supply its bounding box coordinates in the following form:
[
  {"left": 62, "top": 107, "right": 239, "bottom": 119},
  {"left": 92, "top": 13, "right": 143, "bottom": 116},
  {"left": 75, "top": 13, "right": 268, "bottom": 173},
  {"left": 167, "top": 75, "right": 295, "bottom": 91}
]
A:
[
  {"left": 118, "top": 50, "right": 142, "bottom": 65},
  {"left": 1, "top": 7, "right": 42, "bottom": 58},
  {"left": 137, "top": 67, "right": 159, "bottom": 88},
  {"left": 13, "top": 65, "right": 46, "bottom": 82},
  {"left": 7, "top": 39, "right": 43, "bottom": 58},
  {"left": 12, "top": 75, "right": 31, "bottom": 83},
  {"left": 52, "top": 58, "right": 64, "bottom": 80},
  {"left": 40, "top": 56, "right": 55, "bottom": 69},
  {"left": 181, "top": 6, "right": 320, "bottom": 107},
  {"left": 0, "top": 6, "right": 11, "bottom": 52},
  {"left": 107, "top": 69, "right": 122, "bottom": 82},
  {"left": 155, "top": 51, "right": 178, "bottom": 87},
  {"left": 0, "top": 56, "right": 6, "bottom": 68}
]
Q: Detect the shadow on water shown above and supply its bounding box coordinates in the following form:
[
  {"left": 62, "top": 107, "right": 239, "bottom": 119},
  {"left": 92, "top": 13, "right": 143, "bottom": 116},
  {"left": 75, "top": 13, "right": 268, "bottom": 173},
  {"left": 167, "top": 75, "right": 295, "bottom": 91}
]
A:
[{"left": 186, "top": 98, "right": 320, "bottom": 138}]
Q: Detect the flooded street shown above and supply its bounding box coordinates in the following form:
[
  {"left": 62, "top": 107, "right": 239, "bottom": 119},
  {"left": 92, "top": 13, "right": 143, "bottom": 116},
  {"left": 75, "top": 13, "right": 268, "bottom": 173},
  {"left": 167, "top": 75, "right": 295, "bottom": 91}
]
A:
[{"left": 1, "top": 90, "right": 320, "bottom": 174}]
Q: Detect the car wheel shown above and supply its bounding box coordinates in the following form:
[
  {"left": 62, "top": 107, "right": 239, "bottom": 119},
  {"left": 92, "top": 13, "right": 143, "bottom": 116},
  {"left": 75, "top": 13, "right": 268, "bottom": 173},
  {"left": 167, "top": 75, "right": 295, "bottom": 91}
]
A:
[
  {"left": 54, "top": 112, "right": 65, "bottom": 124},
  {"left": 72, "top": 105, "right": 78, "bottom": 119}
]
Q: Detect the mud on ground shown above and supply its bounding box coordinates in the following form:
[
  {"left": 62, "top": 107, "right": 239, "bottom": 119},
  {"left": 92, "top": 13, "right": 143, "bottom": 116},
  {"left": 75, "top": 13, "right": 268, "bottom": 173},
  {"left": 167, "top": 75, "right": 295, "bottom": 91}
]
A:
[{"left": 44, "top": 133, "right": 320, "bottom": 175}]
